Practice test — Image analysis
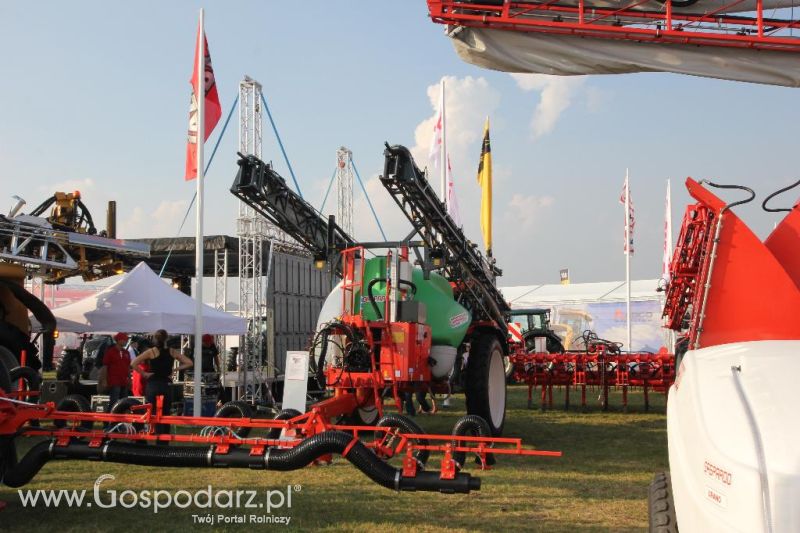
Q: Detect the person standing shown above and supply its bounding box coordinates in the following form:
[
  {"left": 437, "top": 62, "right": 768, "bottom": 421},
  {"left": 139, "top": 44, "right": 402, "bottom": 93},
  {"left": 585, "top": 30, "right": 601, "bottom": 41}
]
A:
[
  {"left": 129, "top": 336, "right": 148, "bottom": 397},
  {"left": 103, "top": 333, "right": 132, "bottom": 411},
  {"left": 131, "top": 330, "right": 193, "bottom": 444}
]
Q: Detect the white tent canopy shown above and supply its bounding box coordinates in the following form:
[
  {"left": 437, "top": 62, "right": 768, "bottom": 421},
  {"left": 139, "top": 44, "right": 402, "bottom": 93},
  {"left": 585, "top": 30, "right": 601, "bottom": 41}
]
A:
[
  {"left": 36, "top": 262, "right": 246, "bottom": 335},
  {"left": 501, "top": 279, "right": 663, "bottom": 308}
]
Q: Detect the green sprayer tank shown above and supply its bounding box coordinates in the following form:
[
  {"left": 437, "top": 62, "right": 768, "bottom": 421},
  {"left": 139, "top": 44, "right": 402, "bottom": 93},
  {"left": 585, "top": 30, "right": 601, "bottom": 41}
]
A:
[{"left": 357, "top": 257, "right": 470, "bottom": 348}]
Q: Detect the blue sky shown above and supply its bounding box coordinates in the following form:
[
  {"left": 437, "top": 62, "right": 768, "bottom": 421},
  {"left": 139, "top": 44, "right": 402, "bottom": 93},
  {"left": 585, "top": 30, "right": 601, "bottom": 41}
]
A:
[{"left": 2, "top": 1, "right": 799, "bottom": 287}]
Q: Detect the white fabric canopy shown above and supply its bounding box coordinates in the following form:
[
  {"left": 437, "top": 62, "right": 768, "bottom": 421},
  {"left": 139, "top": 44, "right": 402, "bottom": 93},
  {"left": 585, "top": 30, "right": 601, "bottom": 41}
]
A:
[
  {"left": 501, "top": 279, "right": 663, "bottom": 308},
  {"left": 37, "top": 262, "right": 246, "bottom": 335},
  {"left": 451, "top": 28, "right": 800, "bottom": 88}
]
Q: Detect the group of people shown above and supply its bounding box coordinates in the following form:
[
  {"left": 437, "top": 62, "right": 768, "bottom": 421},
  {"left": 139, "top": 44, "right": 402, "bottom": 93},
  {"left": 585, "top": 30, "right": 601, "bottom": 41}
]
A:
[{"left": 101, "top": 329, "right": 194, "bottom": 439}]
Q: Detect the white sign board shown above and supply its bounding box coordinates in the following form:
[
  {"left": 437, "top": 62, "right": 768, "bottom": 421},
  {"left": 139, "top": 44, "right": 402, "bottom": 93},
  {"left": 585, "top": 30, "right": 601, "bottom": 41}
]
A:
[{"left": 282, "top": 351, "right": 310, "bottom": 413}]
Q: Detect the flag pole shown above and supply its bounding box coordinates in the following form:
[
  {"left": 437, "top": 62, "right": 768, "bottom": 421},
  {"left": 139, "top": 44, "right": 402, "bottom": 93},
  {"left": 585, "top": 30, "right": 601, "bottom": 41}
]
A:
[
  {"left": 625, "top": 168, "right": 631, "bottom": 353},
  {"left": 665, "top": 178, "right": 674, "bottom": 351},
  {"left": 193, "top": 8, "right": 205, "bottom": 418},
  {"left": 440, "top": 79, "right": 447, "bottom": 206}
]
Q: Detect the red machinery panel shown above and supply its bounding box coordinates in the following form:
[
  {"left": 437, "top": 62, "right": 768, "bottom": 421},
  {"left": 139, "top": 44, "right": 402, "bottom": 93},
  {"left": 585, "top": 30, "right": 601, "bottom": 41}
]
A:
[{"left": 380, "top": 322, "right": 432, "bottom": 383}]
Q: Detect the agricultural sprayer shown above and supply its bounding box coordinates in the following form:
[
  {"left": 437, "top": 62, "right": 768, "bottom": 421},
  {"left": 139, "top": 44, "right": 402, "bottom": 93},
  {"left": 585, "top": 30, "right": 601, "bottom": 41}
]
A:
[
  {"left": 649, "top": 178, "right": 800, "bottom": 532},
  {"left": 0, "top": 144, "right": 560, "bottom": 494}
]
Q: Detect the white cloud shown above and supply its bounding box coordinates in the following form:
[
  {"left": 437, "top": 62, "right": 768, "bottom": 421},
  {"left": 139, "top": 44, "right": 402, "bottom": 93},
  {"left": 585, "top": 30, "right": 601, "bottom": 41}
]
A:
[
  {"left": 118, "top": 199, "right": 189, "bottom": 238},
  {"left": 510, "top": 73, "right": 586, "bottom": 139},
  {"left": 37, "top": 178, "right": 96, "bottom": 195},
  {"left": 411, "top": 75, "right": 501, "bottom": 168},
  {"left": 505, "top": 193, "right": 555, "bottom": 230}
]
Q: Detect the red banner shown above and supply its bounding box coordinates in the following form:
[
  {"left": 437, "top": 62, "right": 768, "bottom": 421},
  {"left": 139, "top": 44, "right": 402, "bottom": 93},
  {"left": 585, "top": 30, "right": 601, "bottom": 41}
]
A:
[{"left": 185, "top": 24, "right": 222, "bottom": 181}]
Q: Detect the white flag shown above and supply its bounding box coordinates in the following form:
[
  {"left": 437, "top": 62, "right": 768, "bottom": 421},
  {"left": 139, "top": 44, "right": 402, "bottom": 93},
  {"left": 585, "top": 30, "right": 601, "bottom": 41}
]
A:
[
  {"left": 446, "top": 154, "right": 461, "bottom": 226},
  {"left": 662, "top": 179, "right": 672, "bottom": 283},
  {"left": 428, "top": 101, "right": 443, "bottom": 173},
  {"left": 619, "top": 176, "right": 635, "bottom": 254}
]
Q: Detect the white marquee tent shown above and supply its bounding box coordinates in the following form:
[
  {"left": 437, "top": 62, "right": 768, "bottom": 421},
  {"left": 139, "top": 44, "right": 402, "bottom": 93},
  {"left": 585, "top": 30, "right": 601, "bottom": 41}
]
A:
[{"left": 35, "top": 262, "right": 246, "bottom": 335}]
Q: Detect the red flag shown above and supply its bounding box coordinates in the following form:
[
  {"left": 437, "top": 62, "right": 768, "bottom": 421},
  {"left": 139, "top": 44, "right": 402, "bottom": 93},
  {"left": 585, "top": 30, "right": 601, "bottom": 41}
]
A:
[{"left": 185, "top": 24, "right": 222, "bottom": 181}]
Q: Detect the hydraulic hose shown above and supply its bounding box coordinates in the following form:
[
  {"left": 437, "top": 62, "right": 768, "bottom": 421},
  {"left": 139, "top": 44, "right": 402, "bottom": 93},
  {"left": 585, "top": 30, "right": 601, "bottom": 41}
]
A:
[
  {"left": 3, "top": 432, "right": 481, "bottom": 494},
  {"left": 2, "top": 440, "right": 51, "bottom": 488}
]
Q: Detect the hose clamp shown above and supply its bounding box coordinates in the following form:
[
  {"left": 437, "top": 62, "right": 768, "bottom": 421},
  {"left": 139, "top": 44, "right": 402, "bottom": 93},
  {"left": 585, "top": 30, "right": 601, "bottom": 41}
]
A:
[
  {"left": 48, "top": 439, "right": 55, "bottom": 457},
  {"left": 263, "top": 448, "right": 271, "bottom": 469},
  {"left": 101, "top": 441, "right": 110, "bottom": 460},
  {"left": 394, "top": 471, "right": 400, "bottom": 491},
  {"left": 207, "top": 445, "right": 215, "bottom": 467}
]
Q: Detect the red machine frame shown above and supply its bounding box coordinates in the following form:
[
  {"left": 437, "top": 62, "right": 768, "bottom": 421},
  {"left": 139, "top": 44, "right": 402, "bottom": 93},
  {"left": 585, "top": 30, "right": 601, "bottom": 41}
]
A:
[{"left": 428, "top": 0, "right": 800, "bottom": 52}]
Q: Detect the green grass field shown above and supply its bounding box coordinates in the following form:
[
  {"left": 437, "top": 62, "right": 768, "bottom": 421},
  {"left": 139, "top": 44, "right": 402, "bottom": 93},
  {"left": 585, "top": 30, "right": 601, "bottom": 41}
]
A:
[{"left": 0, "top": 385, "right": 667, "bottom": 532}]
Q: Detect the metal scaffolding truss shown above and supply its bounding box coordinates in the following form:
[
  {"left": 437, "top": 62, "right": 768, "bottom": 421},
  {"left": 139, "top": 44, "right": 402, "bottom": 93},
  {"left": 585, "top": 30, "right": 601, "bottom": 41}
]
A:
[
  {"left": 237, "top": 76, "right": 270, "bottom": 404},
  {"left": 336, "top": 147, "right": 354, "bottom": 237}
]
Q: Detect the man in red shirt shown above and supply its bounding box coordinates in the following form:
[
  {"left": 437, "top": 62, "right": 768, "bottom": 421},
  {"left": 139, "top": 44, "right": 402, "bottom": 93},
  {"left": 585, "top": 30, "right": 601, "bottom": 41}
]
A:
[{"left": 103, "top": 332, "right": 131, "bottom": 411}]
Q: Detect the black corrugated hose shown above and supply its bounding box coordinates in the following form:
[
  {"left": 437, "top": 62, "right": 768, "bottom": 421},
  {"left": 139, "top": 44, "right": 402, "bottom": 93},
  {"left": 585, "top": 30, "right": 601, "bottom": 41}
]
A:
[{"left": 2, "top": 431, "right": 480, "bottom": 493}]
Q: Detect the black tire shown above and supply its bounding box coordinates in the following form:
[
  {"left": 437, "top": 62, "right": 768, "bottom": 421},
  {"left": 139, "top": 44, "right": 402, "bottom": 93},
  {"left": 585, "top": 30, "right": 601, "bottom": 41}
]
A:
[
  {"left": 267, "top": 408, "right": 302, "bottom": 439},
  {"left": 465, "top": 335, "right": 507, "bottom": 436},
  {"left": 649, "top": 471, "right": 679, "bottom": 532},
  {"left": 214, "top": 401, "right": 254, "bottom": 438},
  {"left": 375, "top": 413, "right": 430, "bottom": 466},
  {"left": 0, "top": 355, "right": 11, "bottom": 393},
  {"left": 110, "top": 397, "right": 145, "bottom": 432},
  {"left": 54, "top": 394, "right": 94, "bottom": 430},
  {"left": 8, "top": 366, "right": 42, "bottom": 397},
  {"left": 0, "top": 435, "right": 17, "bottom": 484},
  {"left": 0, "top": 346, "right": 19, "bottom": 383},
  {"left": 56, "top": 349, "right": 82, "bottom": 384}
]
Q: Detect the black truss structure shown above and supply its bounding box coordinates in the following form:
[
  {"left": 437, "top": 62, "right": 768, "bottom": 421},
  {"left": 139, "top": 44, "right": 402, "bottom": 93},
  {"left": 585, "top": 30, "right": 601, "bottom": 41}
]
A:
[
  {"left": 380, "top": 144, "right": 509, "bottom": 327},
  {"left": 231, "top": 153, "right": 354, "bottom": 274}
]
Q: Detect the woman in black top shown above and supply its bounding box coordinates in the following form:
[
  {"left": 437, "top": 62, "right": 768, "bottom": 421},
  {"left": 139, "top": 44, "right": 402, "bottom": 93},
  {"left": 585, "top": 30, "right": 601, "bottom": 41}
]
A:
[{"left": 131, "top": 329, "right": 193, "bottom": 443}]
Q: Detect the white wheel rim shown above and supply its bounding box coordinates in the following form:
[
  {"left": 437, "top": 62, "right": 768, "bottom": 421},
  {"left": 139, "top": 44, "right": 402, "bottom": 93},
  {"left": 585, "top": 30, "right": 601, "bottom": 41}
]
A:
[
  {"left": 488, "top": 348, "right": 506, "bottom": 428},
  {"left": 358, "top": 406, "right": 379, "bottom": 425}
]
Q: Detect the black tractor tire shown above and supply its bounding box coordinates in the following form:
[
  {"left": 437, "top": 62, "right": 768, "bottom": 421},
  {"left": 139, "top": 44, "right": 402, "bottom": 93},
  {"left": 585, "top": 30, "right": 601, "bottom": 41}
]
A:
[
  {"left": 649, "top": 471, "right": 679, "bottom": 532},
  {"left": 56, "top": 349, "right": 82, "bottom": 384},
  {"left": 375, "top": 412, "right": 430, "bottom": 466},
  {"left": 214, "top": 401, "right": 254, "bottom": 438},
  {"left": 8, "top": 366, "right": 42, "bottom": 396},
  {"left": 465, "top": 335, "right": 507, "bottom": 436},
  {"left": 0, "top": 355, "right": 11, "bottom": 393},
  {"left": 0, "top": 435, "right": 17, "bottom": 484},
  {"left": 0, "top": 346, "right": 19, "bottom": 382},
  {"left": 267, "top": 408, "right": 302, "bottom": 439},
  {"left": 54, "top": 394, "right": 94, "bottom": 430},
  {"left": 110, "top": 397, "right": 145, "bottom": 431}
]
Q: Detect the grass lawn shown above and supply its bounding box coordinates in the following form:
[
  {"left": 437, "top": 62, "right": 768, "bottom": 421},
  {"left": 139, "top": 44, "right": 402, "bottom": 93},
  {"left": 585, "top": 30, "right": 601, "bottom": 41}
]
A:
[{"left": 0, "top": 385, "right": 667, "bottom": 532}]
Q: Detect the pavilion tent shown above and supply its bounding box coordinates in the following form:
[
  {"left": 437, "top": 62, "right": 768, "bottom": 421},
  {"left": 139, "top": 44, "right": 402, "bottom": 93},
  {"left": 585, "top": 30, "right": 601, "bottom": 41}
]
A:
[{"left": 34, "top": 262, "right": 245, "bottom": 335}]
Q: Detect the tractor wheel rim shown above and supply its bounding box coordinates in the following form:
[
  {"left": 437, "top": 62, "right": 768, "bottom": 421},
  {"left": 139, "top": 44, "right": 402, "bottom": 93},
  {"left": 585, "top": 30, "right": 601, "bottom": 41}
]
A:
[{"left": 488, "top": 348, "right": 506, "bottom": 428}]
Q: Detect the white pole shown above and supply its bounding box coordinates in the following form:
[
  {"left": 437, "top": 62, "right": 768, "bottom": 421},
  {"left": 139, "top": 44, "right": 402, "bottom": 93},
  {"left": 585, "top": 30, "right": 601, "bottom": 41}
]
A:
[
  {"left": 625, "top": 168, "right": 632, "bottom": 353},
  {"left": 440, "top": 79, "right": 447, "bottom": 205},
  {"left": 193, "top": 8, "right": 205, "bottom": 418},
  {"left": 665, "top": 178, "right": 675, "bottom": 350}
]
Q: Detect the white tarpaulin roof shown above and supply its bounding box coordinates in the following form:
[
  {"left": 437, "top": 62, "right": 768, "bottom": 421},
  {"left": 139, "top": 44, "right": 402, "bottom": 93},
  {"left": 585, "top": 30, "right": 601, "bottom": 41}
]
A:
[
  {"left": 451, "top": 28, "right": 800, "bottom": 88},
  {"left": 36, "top": 262, "right": 246, "bottom": 334},
  {"left": 501, "top": 279, "right": 663, "bottom": 308}
]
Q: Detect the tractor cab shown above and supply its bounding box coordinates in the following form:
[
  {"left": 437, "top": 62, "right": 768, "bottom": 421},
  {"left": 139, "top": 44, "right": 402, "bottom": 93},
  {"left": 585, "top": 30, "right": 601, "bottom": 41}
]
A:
[{"left": 508, "top": 308, "right": 565, "bottom": 354}]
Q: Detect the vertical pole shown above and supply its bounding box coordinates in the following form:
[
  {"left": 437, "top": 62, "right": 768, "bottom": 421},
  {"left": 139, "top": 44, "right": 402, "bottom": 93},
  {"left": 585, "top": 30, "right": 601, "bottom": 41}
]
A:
[
  {"left": 440, "top": 79, "right": 447, "bottom": 206},
  {"left": 665, "top": 179, "right": 675, "bottom": 351},
  {"left": 666, "top": 0, "right": 673, "bottom": 30},
  {"left": 194, "top": 8, "right": 205, "bottom": 418},
  {"left": 625, "top": 169, "right": 631, "bottom": 354},
  {"left": 757, "top": 0, "right": 764, "bottom": 37}
]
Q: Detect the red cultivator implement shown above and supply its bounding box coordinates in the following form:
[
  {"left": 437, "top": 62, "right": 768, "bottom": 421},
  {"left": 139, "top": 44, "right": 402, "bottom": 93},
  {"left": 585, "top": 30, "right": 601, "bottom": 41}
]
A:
[
  {"left": 0, "top": 385, "right": 559, "bottom": 494},
  {"left": 509, "top": 337, "right": 675, "bottom": 412}
]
